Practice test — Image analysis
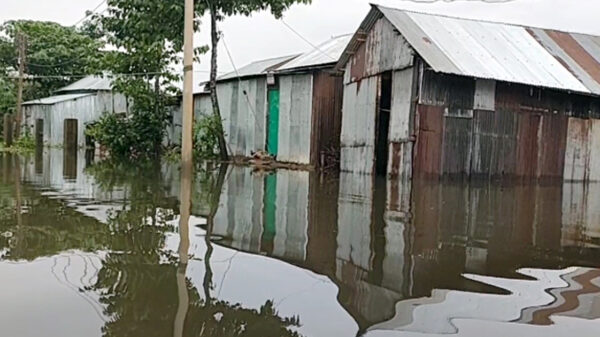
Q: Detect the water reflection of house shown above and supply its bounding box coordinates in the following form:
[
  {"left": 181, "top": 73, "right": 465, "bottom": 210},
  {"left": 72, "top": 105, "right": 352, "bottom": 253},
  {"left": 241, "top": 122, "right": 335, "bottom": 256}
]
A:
[
  {"left": 335, "top": 5, "right": 600, "bottom": 181},
  {"left": 22, "top": 76, "right": 128, "bottom": 148},
  {"left": 211, "top": 167, "right": 600, "bottom": 333},
  {"left": 194, "top": 35, "right": 351, "bottom": 169}
]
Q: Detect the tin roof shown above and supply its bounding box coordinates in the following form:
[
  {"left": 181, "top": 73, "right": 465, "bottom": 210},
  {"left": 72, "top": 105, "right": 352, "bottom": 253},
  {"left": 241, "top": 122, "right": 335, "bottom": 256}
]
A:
[
  {"left": 337, "top": 5, "right": 600, "bottom": 96},
  {"left": 23, "top": 93, "right": 94, "bottom": 106},
  {"left": 218, "top": 54, "right": 299, "bottom": 81},
  {"left": 57, "top": 75, "right": 113, "bottom": 93},
  {"left": 278, "top": 34, "right": 354, "bottom": 72}
]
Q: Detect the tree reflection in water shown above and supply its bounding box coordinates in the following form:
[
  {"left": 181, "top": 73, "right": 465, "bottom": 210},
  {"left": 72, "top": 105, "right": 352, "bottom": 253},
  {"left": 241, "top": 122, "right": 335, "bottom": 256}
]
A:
[{"left": 85, "top": 159, "right": 303, "bottom": 337}]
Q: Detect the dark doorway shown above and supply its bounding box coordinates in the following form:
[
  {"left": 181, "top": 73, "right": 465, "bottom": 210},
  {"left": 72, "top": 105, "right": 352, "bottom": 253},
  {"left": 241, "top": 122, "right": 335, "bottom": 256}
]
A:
[
  {"left": 64, "top": 119, "right": 78, "bottom": 150},
  {"left": 375, "top": 72, "right": 392, "bottom": 176},
  {"left": 35, "top": 119, "right": 44, "bottom": 147},
  {"left": 63, "top": 119, "right": 78, "bottom": 180}
]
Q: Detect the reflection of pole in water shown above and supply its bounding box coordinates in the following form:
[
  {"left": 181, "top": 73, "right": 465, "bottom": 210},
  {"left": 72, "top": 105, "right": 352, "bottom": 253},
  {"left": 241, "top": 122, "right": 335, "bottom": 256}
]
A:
[{"left": 174, "top": 160, "right": 193, "bottom": 337}]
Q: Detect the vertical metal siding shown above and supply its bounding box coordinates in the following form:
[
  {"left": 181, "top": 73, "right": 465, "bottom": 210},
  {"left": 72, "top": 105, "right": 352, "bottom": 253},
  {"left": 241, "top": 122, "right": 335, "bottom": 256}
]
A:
[
  {"left": 515, "top": 113, "right": 541, "bottom": 178},
  {"left": 311, "top": 71, "right": 344, "bottom": 168},
  {"left": 442, "top": 115, "right": 473, "bottom": 176},
  {"left": 340, "top": 76, "right": 378, "bottom": 174},
  {"left": 346, "top": 16, "right": 413, "bottom": 85},
  {"left": 414, "top": 105, "right": 444, "bottom": 177},
  {"left": 278, "top": 74, "right": 313, "bottom": 164},
  {"left": 537, "top": 114, "right": 568, "bottom": 179},
  {"left": 388, "top": 68, "right": 415, "bottom": 178},
  {"left": 563, "top": 117, "right": 590, "bottom": 182}
]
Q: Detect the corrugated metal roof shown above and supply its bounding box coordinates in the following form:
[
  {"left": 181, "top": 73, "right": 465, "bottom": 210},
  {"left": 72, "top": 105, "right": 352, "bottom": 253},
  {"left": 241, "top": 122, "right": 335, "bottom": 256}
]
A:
[
  {"left": 57, "top": 75, "right": 113, "bottom": 93},
  {"left": 23, "top": 93, "right": 94, "bottom": 106},
  {"left": 338, "top": 5, "right": 600, "bottom": 96},
  {"left": 278, "top": 34, "right": 353, "bottom": 72},
  {"left": 218, "top": 54, "right": 299, "bottom": 81}
]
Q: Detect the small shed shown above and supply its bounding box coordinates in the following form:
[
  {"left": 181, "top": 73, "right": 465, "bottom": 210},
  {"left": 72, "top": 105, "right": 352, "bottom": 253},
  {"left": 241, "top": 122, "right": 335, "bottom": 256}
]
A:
[
  {"left": 23, "top": 76, "right": 128, "bottom": 148},
  {"left": 335, "top": 5, "right": 600, "bottom": 181},
  {"left": 195, "top": 34, "right": 351, "bottom": 168}
]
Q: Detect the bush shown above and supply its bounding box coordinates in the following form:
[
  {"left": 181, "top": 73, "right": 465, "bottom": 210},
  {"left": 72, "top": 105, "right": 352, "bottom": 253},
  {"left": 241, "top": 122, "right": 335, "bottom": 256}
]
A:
[
  {"left": 86, "top": 109, "right": 168, "bottom": 159},
  {"left": 194, "top": 114, "right": 225, "bottom": 160}
]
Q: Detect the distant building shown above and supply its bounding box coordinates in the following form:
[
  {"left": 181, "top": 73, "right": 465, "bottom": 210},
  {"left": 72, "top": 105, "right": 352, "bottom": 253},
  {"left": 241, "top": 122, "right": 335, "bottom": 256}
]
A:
[
  {"left": 195, "top": 34, "right": 351, "bottom": 168},
  {"left": 335, "top": 5, "right": 600, "bottom": 181},
  {"left": 23, "top": 76, "right": 128, "bottom": 148}
]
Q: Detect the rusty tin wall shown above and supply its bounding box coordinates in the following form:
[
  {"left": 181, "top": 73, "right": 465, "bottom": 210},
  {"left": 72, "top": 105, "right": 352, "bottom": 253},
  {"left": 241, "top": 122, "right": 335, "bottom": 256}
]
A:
[{"left": 311, "top": 71, "right": 344, "bottom": 168}]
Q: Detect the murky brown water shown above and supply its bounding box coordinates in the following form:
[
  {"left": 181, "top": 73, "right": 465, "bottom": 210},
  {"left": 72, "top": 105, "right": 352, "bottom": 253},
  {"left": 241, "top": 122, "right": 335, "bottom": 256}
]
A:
[{"left": 1, "top": 149, "right": 600, "bottom": 337}]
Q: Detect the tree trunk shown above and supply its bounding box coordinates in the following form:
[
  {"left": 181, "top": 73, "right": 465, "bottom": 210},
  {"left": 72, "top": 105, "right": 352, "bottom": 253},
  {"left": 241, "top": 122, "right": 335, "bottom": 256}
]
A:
[{"left": 209, "top": 5, "right": 229, "bottom": 161}]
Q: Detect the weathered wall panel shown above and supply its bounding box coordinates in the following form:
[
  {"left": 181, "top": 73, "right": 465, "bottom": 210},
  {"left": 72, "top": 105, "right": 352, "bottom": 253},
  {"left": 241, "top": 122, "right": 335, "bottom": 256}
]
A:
[
  {"left": 588, "top": 120, "right": 600, "bottom": 182},
  {"left": 311, "top": 72, "right": 344, "bottom": 168},
  {"left": 564, "top": 118, "right": 590, "bottom": 182},
  {"left": 537, "top": 114, "right": 568, "bottom": 179},
  {"left": 442, "top": 115, "right": 472, "bottom": 176},
  {"left": 515, "top": 113, "right": 541, "bottom": 178},
  {"left": 217, "top": 78, "right": 268, "bottom": 157},
  {"left": 278, "top": 74, "right": 313, "bottom": 164},
  {"left": 388, "top": 68, "right": 415, "bottom": 178},
  {"left": 414, "top": 105, "right": 444, "bottom": 177},
  {"left": 419, "top": 70, "right": 475, "bottom": 110},
  {"left": 23, "top": 92, "right": 127, "bottom": 148},
  {"left": 346, "top": 17, "right": 414, "bottom": 84},
  {"left": 470, "top": 109, "right": 518, "bottom": 177},
  {"left": 474, "top": 79, "right": 496, "bottom": 111},
  {"left": 340, "top": 76, "right": 378, "bottom": 174}
]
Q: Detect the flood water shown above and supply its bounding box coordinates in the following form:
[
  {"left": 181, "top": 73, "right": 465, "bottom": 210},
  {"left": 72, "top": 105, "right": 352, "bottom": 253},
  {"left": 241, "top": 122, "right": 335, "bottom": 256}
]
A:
[{"left": 1, "top": 149, "right": 600, "bottom": 337}]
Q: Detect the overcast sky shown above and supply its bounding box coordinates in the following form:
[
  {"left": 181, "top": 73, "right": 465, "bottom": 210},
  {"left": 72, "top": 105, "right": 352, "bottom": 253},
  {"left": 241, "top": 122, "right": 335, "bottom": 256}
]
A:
[{"left": 2, "top": 0, "right": 600, "bottom": 88}]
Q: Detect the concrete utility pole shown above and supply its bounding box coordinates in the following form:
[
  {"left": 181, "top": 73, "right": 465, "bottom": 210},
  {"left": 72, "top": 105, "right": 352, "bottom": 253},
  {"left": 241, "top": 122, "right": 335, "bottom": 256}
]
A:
[
  {"left": 181, "top": 0, "right": 194, "bottom": 165},
  {"left": 14, "top": 32, "right": 27, "bottom": 140}
]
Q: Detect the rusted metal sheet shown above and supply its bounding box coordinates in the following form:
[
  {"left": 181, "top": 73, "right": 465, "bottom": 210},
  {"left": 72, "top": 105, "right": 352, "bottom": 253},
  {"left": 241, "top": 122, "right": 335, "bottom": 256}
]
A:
[
  {"left": 537, "top": 114, "right": 568, "bottom": 179},
  {"left": 344, "top": 16, "right": 414, "bottom": 84},
  {"left": 528, "top": 28, "right": 600, "bottom": 95},
  {"left": 563, "top": 117, "right": 590, "bottom": 182},
  {"left": 414, "top": 105, "right": 444, "bottom": 177},
  {"left": 442, "top": 115, "right": 472, "bottom": 177},
  {"left": 419, "top": 70, "right": 475, "bottom": 110},
  {"left": 516, "top": 113, "right": 541, "bottom": 178},
  {"left": 470, "top": 109, "right": 518, "bottom": 178},
  {"left": 311, "top": 72, "right": 344, "bottom": 168}
]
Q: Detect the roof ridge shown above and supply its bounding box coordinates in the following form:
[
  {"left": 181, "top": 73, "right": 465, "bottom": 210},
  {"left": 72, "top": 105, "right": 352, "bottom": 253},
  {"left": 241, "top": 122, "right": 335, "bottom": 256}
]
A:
[{"left": 372, "top": 3, "right": 600, "bottom": 38}]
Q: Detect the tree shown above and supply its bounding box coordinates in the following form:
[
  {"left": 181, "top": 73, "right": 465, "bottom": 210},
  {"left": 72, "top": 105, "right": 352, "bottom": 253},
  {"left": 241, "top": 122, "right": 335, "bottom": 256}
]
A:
[
  {"left": 0, "top": 20, "right": 104, "bottom": 99},
  {"left": 87, "top": 0, "right": 208, "bottom": 159},
  {"left": 198, "top": 0, "right": 311, "bottom": 161}
]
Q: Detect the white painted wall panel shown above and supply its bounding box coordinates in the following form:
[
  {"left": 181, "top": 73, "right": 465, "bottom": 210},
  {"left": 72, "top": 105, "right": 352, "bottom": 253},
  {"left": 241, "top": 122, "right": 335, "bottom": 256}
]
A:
[
  {"left": 389, "top": 68, "right": 414, "bottom": 142},
  {"left": 278, "top": 74, "right": 313, "bottom": 164},
  {"left": 340, "top": 76, "right": 378, "bottom": 174}
]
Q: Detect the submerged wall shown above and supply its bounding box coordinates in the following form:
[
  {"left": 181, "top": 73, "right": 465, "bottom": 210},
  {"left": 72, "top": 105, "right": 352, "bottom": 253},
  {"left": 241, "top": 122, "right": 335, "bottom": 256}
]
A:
[
  {"left": 413, "top": 70, "right": 600, "bottom": 181},
  {"left": 23, "top": 92, "right": 128, "bottom": 148},
  {"left": 339, "top": 15, "right": 415, "bottom": 175}
]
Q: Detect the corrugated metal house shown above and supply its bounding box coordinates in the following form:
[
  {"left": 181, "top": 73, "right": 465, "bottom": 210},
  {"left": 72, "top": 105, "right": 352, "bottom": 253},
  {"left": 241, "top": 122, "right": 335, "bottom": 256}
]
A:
[
  {"left": 195, "top": 34, "right": 351, "bottom": 168},
  {"left": 335, "top": 5, "right": 600, "bottom": 181},
  {"left": 23, "top": 76, "right": 128, "bottom": 148}
]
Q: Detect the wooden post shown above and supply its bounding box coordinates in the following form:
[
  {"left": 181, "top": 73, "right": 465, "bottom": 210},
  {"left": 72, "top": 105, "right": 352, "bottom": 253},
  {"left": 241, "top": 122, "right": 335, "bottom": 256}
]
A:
[
  {"left": 4, "top": 114, "right": 13, "bottom": 147},
  {"left": 181, "top": 0, "right": 194, "bottom": 165},
  {"left": 14, "top": 32, "right": 27, "bottom": 140}
]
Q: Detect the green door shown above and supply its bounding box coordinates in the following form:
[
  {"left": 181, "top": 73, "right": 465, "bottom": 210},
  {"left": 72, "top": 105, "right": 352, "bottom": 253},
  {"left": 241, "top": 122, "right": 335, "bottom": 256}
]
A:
[{"left": 267, "top": 89, "right": 280, "bottom": 156}]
